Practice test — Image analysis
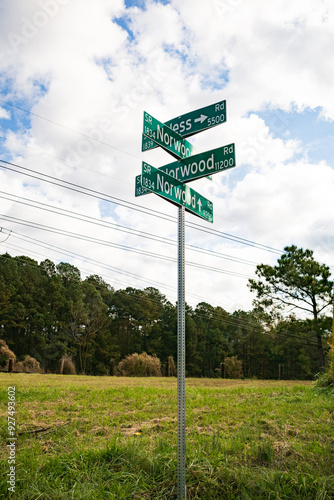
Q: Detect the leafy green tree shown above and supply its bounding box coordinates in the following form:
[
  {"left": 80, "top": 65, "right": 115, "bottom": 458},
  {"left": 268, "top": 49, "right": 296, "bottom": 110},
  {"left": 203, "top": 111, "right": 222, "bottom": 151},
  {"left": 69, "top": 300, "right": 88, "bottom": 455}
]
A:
[
  {"left": 193, "top": 303, "right": 229, "bottom": 377},
  {"left": 270, "top": 316, "right": 332, "bottom": 379},
  {"left": 83, "top": 275, "right": 115, "bottom": 374},
  {"left": 85, "top": 274, "right": 114, "bottom": 307},
  {"left": 40, "top": 258, "right": 56, "bottom": 277},
  {"left": 0, "top": 254, "right": 27, "bottom": 351},
  {"left": 110, "top": 287, "right": 168, "bottom": 359},
  {"left": 7, "top": 256, "right": 48, "bottom": 358},
  {"left": 185, "top": 304, "right": 202, "bottom": 376},
  {"left": 226, "top": 310, "right": 271, "bottom": 378},
  {"left": 110, "top": 288, "right": 148, "bottom": 357},
  {"left": 56, "top": 262, "right": 81, "bottom": 284},
  {"left": 37, "top": 261, "right": 72, "bottom": 371},
  {"left": 65, "top": 280, "right": 110, "bottom": 374},
  {"left": 158, "top": 301, "right": 177, "bottom": 373},
  {"left": 248, "top": 245, "right": 333, "bottom": 368},
  {"left": 0, "top": 276, "right": 15, "bottom": 326}
]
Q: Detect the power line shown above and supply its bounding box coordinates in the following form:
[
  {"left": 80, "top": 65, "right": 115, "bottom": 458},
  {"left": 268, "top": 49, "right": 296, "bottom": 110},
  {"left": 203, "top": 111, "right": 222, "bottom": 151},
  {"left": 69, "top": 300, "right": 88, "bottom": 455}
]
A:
[
  {"left": 6, "top": 234, "right": 232, "bottom": 306},
  {"left": 0, "top": 227, "right": 11, "bottom": 243},
  {"left": 0, "top": 98, "right": 140, "bottom": 160},
  {"left": 0, "top": 248, "right": 325, "bottom": 347},
  {"left": 0, "top": 100, "right": 330, "bottom": 347},
  {"left": 0, "top": 216, "right": 254, "bottom": 281},
  {"left": 0, "top": 158, "right": 286, "bottom": 255},
  {"left": 0, "top": 158, "right": 175, "bottom": 223},
  {"left": 0, "top": 241, "right": 243, "bottom": 317},
  {"left": 0, "top": 215, "right": 175, "bottom": 262},
  {"left": 2, "top": 97, "right": 332, "bottom": 264},
  {"left": 0, "top": 190, "right": 259, "bottom": 268},
  {"left": 0, "top": 190, "right": 177, "bottom": 247},
  {"left": 3, "top": 239, "right": 177, "bottom": 297}
]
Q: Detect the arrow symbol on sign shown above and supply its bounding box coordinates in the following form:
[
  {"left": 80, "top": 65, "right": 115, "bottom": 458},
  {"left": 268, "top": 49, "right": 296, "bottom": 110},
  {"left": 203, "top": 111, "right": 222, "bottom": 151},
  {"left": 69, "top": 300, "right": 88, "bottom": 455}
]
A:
[
  {"left": 194, "top": 114, "right": 208, "bottom": 124},
  {"left": 197, "top": 199, "right": 202, "bottom": 211}
]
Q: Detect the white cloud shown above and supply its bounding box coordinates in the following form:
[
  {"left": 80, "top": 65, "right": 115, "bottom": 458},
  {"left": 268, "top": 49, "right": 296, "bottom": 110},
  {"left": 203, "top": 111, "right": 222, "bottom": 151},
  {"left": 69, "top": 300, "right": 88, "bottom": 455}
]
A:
[
  {"left": 0, "top": 0, "right": 333, "bottom": 313},
  {"left": 0, "top": 107, "right": 11, "bottom": 119}
]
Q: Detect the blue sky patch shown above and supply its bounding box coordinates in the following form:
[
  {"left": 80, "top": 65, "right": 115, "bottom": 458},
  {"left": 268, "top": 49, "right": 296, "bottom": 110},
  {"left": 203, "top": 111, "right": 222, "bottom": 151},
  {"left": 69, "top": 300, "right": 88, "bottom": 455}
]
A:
[
  {"left": 99, "top": 200, "right": 118, "bottom": 219},
  {"left": 94, "top": 56, "right": 115, "bottom": 81},
  {"left": 200, "top": 68, "right": 230, "bottom": 91},
  {"left": 114, "top": 15, "right": 135, "bottom": 42},
  {"left": 124, "top": 0, "right": 170, "bottom": 7},
  {"left": 0, "top": 99, "right": 32, "bottom": 141},
  {"left": 256, "top": 107, "right": 334, "bottom": 166}
]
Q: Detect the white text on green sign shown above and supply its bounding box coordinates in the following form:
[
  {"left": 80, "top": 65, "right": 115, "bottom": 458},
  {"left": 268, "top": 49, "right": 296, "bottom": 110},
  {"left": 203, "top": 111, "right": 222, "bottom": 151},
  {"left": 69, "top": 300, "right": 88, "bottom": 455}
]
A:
[
  {"left": 162, "top": 143, "right": 235, "bottom": 182},
  {"left": 143, "top": 112, "right": 196, "bottom": 159},
  {"left": 135, "top": 144, "right": 235, "bottom": 197},
  {"left": 142, "top": 100, "right": 226, "bottom": 152},
  {"left": 141, "top": 162, "right": 213, "bottom": 223}
]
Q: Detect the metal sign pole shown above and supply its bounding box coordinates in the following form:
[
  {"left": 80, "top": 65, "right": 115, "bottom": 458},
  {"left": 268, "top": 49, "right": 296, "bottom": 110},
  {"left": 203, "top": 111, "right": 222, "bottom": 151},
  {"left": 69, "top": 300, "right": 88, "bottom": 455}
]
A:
[
  {"left": 139, "top": 104, "right": 229, "bottom": 498},
  {"left": 331, "top": 291, "right": 334, "bottom": 376},
  {"left": 177, "top": 205, "right": 186, "bottom": 499}
]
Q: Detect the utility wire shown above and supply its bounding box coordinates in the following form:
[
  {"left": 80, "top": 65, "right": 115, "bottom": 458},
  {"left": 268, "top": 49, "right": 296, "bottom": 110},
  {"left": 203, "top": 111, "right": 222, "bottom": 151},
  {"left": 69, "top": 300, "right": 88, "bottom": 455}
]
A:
[
  {"left": 0, "top": 158, "right": 285, "bottom": 255},
  {"left": 0, "top": 227, "right": 11, "bottom": 243},
  {"left": 10, "top": 232, "right": 178, "bottom": 293},
  {"left": 3, "top": 240, "right": 177, "bottom": 296},
  {"left": 1, "top": 235, "right": 325, "bottom": 338},
  {"left": 1, "top": 97, "right": 331, "bottom": 262},
  {"left": 0, "top": 215, "right": 254, "bottom": 280},
  {"left": 0, "top": 100, "right": 331, "bottom": 343},
  {"left": 0, "top": 248, "right": 325, "bottom": 347},
  {"left": 0, "top": 98, "right": 139, "bottom": 159},
  {"left": 0, "top": 159, "right": 175, "bottom": 223},
  {"left": 0, "top": 190, "right": 259, "bottom": 267}
]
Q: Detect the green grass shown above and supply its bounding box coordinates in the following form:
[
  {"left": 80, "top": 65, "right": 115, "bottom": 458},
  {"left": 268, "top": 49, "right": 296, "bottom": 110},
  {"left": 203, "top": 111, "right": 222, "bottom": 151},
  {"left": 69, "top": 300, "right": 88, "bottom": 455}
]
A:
[{"left": 0, "top": 375, "right": 333, "bottom": 499}]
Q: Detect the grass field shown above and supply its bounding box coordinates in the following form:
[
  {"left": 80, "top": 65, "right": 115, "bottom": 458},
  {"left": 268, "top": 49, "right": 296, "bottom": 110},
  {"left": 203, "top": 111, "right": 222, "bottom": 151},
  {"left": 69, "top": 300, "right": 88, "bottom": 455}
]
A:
[{"left": 0, "top": 374, "right": 333, "bottom": 499}]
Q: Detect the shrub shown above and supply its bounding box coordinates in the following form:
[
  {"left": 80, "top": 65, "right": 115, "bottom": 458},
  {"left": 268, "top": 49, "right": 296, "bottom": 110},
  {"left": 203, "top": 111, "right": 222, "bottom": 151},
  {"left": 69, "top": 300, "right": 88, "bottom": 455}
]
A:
[
  {"left": 0, "top": 340, "right": 16, "bottom": 370},
  {"left": 314, "top": 370, "right": 334, "bottom": 395},
  {"left": 15, "top": 355, "right": 42, "bottom": 373},
  {"left": 116, "top": 352, "right": 162, "bottom": 377},
  {"left": 224, "top": 356, "right": 243, "bottom": 379},
  {"left": 60, "top": 355, "right": 76, "bottom": 375},
  {"left": 167, "top": 355, "right": 177, "bottom": 377}
]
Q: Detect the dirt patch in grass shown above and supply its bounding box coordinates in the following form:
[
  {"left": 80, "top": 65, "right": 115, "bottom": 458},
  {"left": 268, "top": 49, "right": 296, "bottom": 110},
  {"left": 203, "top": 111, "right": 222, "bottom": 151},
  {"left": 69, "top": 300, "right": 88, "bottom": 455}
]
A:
[
  {"left": 120, "top": 416, "right": 176, "bottom": 436},
  {"left": 195, "top": 424, "right": 215, "bottom": 434},
  {"left": 90, "top": 426, "right": 111, "bottom": 436}
]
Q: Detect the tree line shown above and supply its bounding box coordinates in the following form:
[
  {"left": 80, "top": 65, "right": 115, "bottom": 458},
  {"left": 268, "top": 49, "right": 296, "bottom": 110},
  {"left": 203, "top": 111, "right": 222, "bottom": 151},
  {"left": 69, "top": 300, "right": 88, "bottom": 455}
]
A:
[{"left": 0, "top": 246, "right": 332, "bottom": 379}]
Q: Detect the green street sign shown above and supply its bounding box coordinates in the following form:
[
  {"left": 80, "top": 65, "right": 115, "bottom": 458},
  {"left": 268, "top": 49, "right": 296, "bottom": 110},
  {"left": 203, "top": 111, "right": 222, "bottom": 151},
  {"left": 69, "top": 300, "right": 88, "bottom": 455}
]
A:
[
  {"left": 143, "top": 112, "right": 197, "bottom": 159},
  {"left": 135, "top": 174, "right": 149, "bottom": 197},
  {"left": 141, "top": 162, "right": 213, "bottom": 223},
  {"left": 142, "top": 100, "right": 226, "bottom": 152},
  {"left": 161, "top": 143, "right": 235, "bottom": 182},
  {"left": 135, "top": 143, "right": 235, "bottom": 197}
]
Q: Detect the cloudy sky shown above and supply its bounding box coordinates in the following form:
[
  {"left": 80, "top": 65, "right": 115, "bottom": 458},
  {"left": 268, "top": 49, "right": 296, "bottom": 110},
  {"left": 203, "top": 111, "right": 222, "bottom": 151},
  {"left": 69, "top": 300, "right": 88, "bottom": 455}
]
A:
[{"left": 0, "top": 0, "right": 333, "bottom": 313}]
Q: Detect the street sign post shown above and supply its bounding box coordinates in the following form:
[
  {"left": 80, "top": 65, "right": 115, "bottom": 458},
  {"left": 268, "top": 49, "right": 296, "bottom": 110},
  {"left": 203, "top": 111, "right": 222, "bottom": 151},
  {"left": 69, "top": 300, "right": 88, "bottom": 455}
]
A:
[
  {"left": 138, "top": 102, "right": 233, "bottom": 500},
  {"left": 142, "top": 99, "right": 226, "bottom": 152},
  {"left": 141, "top": 162, "right": 213, "bottom": 223},
  {"left": 135, "top": 143, "right": 235, "bottom": 197},
  {"left": 143, "top": 111, "right": 197, "bottom": 159},
  {"left": 177, "top": 206, "right": 186, "bottom": 500}
]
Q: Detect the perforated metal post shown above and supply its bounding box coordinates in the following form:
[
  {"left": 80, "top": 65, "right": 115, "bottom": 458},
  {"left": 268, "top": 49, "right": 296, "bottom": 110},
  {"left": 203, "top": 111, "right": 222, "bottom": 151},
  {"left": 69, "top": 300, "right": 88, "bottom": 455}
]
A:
[
  {"left": 331, "top": 291, "right": 334, "bottom": 376},
  {"left": 177, "top": 205, "right": 186, "bottom": 499}
]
